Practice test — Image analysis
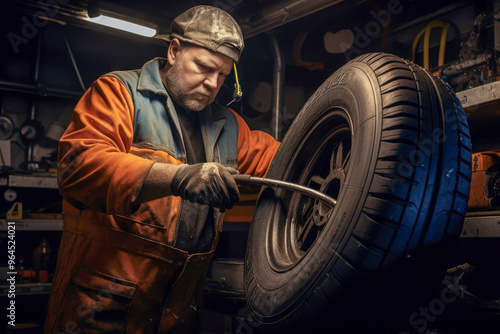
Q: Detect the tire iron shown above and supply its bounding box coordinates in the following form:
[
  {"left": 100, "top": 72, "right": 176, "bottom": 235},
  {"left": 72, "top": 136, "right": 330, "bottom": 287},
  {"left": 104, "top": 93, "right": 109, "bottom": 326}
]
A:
[{"left": 233, "top": 174, "right": 337, "bottom": 207}]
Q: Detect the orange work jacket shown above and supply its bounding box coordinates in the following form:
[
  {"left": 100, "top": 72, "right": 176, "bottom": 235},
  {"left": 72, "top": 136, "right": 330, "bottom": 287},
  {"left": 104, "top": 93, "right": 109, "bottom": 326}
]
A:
[{"left": 45, "top": 58, "right": 279, "bottom": 334}]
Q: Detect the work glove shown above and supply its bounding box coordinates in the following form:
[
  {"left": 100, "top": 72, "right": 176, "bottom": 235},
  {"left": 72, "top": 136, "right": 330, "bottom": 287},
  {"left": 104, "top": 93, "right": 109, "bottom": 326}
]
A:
[{"left": 170, "top": 162, "right": 240, "bottom": 212}]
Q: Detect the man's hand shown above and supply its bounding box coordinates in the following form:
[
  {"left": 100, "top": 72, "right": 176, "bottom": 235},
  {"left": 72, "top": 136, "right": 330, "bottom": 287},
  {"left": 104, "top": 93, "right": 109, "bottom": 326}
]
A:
[{"left": 170, "top": 163, "right": 240, "bottom": 212}]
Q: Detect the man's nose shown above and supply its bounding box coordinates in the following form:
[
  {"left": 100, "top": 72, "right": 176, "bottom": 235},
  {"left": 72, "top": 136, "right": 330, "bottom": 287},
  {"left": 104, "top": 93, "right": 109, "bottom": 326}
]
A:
[{"left": 203, "top": 73, "right": 219, "bottom": 90}]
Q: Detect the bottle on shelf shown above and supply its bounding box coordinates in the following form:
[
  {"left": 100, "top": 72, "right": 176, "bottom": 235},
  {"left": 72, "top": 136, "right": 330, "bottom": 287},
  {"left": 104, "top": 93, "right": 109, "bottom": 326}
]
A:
[
  {"left": 18, "top": 257, "right": 35, "bottom": 283},
  {"left": 16, "top": 258, "right": 25, "bottom": 283},
  {"left": 33, "top": 238, "right": 52, "bottom": 283}
]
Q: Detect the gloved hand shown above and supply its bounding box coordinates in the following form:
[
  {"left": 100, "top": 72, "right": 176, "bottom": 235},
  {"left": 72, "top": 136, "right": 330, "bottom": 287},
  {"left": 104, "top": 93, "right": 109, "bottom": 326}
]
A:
[{"left": 170, "top": 163, "right": 240, "bottom": 212}]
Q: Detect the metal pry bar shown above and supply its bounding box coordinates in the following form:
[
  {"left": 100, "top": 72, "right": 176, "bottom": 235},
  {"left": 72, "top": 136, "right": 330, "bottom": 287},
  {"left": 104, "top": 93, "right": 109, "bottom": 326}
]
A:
[{"left": 233, "top": 174, "right": 337, "bottom": 207}]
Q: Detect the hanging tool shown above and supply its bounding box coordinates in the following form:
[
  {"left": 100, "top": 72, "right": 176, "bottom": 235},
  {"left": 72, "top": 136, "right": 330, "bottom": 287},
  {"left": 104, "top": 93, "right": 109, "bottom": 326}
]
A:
[
  {"left": 412, "top": 20, "right": 450, "bottom": 70},
  {"left": 432, "top": 10, "right": 500, "bottom": 91},
  {"left": 233, "top": 174, "right": 337, "bottom": 207},
  {"left": 0, "top": 99, "right": 15, "bottom": 140},
  {"left": 6, "top": 202, "right": 23, "bottom": 220}
]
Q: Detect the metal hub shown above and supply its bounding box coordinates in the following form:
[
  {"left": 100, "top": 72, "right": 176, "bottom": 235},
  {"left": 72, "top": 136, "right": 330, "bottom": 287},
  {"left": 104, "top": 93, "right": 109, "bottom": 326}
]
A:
[
  {"left": 297, "top": 142, "right": 349, "bottom": 250},
  {"left": 312, "top": 170, "right": 345, "bottom": 226},
  {"left": 265, "top": 110, "right": 352, "bottom": 272}
]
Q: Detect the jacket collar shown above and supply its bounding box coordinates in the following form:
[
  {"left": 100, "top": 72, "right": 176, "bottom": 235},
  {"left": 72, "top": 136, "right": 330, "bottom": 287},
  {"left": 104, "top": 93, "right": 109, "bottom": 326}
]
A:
[{"left": 137, "top": 57, "right": 170, "bottom": 97}]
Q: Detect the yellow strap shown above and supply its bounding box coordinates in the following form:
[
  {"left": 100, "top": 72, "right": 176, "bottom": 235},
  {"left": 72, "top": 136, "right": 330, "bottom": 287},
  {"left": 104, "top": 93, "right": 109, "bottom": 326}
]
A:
[
  {"left": 233, "top": 63, "right": 242, "bottom": 98},
  {"left": 412, "top": 20, "right": 449, "bottom": 69}
]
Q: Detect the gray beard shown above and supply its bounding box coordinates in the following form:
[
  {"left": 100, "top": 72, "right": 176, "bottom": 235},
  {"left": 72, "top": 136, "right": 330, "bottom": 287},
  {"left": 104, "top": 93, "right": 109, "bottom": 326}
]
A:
[{"left": 164, "top": 62, "right": 212, "bottom": 112}]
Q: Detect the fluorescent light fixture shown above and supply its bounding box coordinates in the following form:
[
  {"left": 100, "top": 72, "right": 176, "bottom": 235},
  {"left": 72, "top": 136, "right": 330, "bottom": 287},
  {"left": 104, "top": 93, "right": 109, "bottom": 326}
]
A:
[{"left": 86, "top": 15, "right": 156, "bottom": 37}]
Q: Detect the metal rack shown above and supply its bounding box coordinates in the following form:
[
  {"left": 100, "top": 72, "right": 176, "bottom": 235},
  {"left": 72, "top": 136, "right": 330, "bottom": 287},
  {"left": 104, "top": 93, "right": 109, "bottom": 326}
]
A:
[
  {"left": 463, "top": 211, "right": 500, "bottom": 237},
  {"left": 0, "top": 219, "right": 62, "bottom": 231},
  {"left": 455, "top": 81, "right": 500, "bottom": 153},
  {"left": 456, "top": 80, "right": 500, "bottom": 109},
  {"left": 0, "top": 283, "right": 52, "bottom": 296},
  {"left": 456, "top": 80, "right": 500, "bottom": 237}
]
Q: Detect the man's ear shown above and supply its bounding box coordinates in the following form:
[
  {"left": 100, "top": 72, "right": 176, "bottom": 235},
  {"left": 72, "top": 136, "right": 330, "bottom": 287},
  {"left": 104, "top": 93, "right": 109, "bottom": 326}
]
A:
[{"left": 167, "top": 38, "right": 182, "bottom": 66}]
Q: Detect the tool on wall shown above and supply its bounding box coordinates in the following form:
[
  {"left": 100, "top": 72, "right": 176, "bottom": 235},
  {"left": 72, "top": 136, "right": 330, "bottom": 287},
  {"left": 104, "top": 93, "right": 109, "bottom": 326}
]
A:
[
  {"left": 412, "top": 19, "right": 450, "bottom": 70},
  {"left": 6, "top": 202, "right": 23, "bottom": 219},
  {"left": 20, "top": 101, "right": 43, "bottom": 169},
  {"left": 20, "top": 102, "right": 43, "bottom": 144},
  {"left": 431, "top": 9, "right": 500, "bottom": 91},
  {"left": 0, "top": 99, "right": 15, "bottom": 141}
]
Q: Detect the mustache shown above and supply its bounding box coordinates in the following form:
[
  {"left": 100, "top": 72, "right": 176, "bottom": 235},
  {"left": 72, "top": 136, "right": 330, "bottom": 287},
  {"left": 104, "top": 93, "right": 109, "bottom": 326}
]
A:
[{"left": 192, "top": 88, "right": 212, "bottom": 97}]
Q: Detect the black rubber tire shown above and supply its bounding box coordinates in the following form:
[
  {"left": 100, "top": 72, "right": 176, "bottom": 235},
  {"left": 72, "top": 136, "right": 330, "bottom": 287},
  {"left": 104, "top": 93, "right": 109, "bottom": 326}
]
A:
[{"left": 244, "top": 53, "right": 472, "bottom": 332}]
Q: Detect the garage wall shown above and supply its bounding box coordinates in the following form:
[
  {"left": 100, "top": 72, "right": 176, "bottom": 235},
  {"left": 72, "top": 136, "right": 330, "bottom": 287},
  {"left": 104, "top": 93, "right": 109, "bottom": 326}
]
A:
[{"left": 0, "top": 10, "right": 166, "bottom": 169}]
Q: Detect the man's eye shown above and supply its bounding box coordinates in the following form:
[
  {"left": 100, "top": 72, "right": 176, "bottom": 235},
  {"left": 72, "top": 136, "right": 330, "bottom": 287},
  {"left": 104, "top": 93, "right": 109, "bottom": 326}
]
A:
[{"left": 198, "top": 63, "right": 209, "bottom": 70}]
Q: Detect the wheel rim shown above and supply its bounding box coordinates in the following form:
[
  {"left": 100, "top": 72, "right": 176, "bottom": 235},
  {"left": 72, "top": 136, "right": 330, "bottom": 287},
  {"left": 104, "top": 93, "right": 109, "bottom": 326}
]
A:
[{"left": 266, "top": 109, "right": 352, "bottom": 272}]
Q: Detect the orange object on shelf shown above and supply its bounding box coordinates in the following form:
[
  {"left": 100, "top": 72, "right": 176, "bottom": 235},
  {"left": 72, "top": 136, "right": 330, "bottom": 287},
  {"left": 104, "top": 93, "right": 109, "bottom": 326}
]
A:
[{"left": 468, "top": 150, "right": 500, "bottom": 211}]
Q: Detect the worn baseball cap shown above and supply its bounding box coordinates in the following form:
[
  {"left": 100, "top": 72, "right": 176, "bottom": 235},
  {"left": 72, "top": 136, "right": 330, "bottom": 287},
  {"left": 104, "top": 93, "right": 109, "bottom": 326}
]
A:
[{"left": 156, "top": 5, "right": 245, "bottom": 62}]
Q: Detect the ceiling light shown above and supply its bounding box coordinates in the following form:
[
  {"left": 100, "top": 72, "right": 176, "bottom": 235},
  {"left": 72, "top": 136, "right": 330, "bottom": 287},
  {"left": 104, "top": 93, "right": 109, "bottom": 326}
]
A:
[{"left": 86, "top": 15, "right": 156, "bottom": 37}]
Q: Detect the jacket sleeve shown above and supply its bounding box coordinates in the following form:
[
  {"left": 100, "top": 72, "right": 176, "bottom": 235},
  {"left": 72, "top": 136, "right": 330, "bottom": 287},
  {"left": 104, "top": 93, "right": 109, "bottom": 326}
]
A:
[
  {"left": 231, "top": 110, "right": 280, "bottom": 177},
  {"left": 57, "top": 76, "right": 154, "bottom": 215}
]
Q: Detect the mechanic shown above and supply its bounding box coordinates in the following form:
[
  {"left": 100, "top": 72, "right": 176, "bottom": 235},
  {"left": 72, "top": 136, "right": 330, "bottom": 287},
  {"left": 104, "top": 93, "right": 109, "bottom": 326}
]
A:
[{"left": 44, "top": 5, "right": 280, "bottom": 334}]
